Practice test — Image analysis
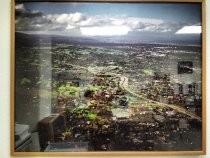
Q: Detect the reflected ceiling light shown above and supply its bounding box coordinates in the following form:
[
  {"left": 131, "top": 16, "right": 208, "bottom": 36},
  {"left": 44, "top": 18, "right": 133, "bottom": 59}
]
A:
[
  {"left": 80, "top": 26, "right": 130, "bottom": 36},
  {"left": 175, "top": 26, "right": 201, "bottom": 34}
]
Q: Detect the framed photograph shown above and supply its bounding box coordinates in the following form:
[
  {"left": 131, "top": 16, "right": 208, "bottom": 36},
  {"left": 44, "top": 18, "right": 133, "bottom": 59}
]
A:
[{"left": 11, "top": 0, "right": 206, "bottom": 156}]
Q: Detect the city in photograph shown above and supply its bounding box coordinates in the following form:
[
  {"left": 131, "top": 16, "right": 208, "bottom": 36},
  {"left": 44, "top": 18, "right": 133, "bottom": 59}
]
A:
[{"left": 13, "top": 1, "right": 204, "bottom": 153}]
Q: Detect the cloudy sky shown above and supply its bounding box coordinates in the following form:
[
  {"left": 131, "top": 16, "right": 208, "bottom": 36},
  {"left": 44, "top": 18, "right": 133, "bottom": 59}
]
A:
[{"left": 15, "top": 2, "right": 201, "bottom": 37}]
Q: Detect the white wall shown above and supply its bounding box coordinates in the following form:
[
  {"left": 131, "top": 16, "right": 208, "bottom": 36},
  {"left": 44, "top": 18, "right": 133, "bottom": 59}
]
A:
[{"left": 0, "top": 0, "right": 209, "bottom": 158}]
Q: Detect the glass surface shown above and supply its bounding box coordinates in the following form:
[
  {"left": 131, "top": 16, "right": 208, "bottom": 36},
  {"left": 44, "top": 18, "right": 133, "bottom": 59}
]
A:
[{"left": 14, "top": 1, "right": 203, "bottom": 152}]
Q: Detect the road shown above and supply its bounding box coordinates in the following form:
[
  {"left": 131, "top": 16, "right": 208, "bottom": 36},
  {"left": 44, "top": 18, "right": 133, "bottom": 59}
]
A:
[{"left": 119, "top": 76, "right": 202, "bottom": 121}]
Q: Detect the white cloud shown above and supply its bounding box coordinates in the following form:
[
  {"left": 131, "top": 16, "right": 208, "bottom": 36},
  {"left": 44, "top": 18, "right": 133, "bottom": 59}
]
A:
[
  {"left": 46, "top": 12, "right": 86, "bottom": 26},
  {"left": 80, "top": 25, "right": 130, "bottom": 36},
  {"left": 66, "top": 24, "right": 76, "bottom": 30},
  {"left": 111, "top": 19, "right": 125, "bottom": 26},
  {"left": 175, "top": 26, "right": 201, "bottom": 34},
  {"left": 71, "top": 12, "right": 84, "bottom": 22},
  {"left": 55, "top": 14, "right": 69, "bottom": 24},
  {"left": 15, "top": 4, "right": 25, "bottom": 10},
  {"left": 15, "top": 4, "right": 186, "bottom": 35},
  {"left": 45, "top": 13, "right": 174, "bottom": 35},
  {"left": 35, "top": 24, "right": 42, "bottom": 28}
]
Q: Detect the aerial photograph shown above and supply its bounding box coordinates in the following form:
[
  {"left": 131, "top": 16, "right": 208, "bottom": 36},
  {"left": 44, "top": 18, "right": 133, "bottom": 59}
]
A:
[{"left": 14, "top": 2, "right": 203, "bottom": 152}]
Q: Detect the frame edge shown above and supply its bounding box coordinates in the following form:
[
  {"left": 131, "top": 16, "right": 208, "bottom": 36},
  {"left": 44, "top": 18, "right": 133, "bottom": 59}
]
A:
[{"left": 10, "top": 0, "right": 206, "bottom": 156}]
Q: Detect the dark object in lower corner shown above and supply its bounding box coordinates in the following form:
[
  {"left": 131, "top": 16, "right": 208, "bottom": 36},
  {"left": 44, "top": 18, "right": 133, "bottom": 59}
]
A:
[
  {"left": 178, "top": 61, "right": 193, "bottom": 74},
  {"left": 38, "top": 113, "right": 66, "bottom": 151}
]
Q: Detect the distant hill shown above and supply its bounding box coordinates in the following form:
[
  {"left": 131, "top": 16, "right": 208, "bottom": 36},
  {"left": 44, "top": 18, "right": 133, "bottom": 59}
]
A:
[
  {"left": 95, "top": 32, "right": 202, "bottom": 46},
  {"left": 15, "top": 32, "right": 102, "bottom": 47},
  {"left": 15, "top": 32, "right": 201, "bottom": 47}
]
